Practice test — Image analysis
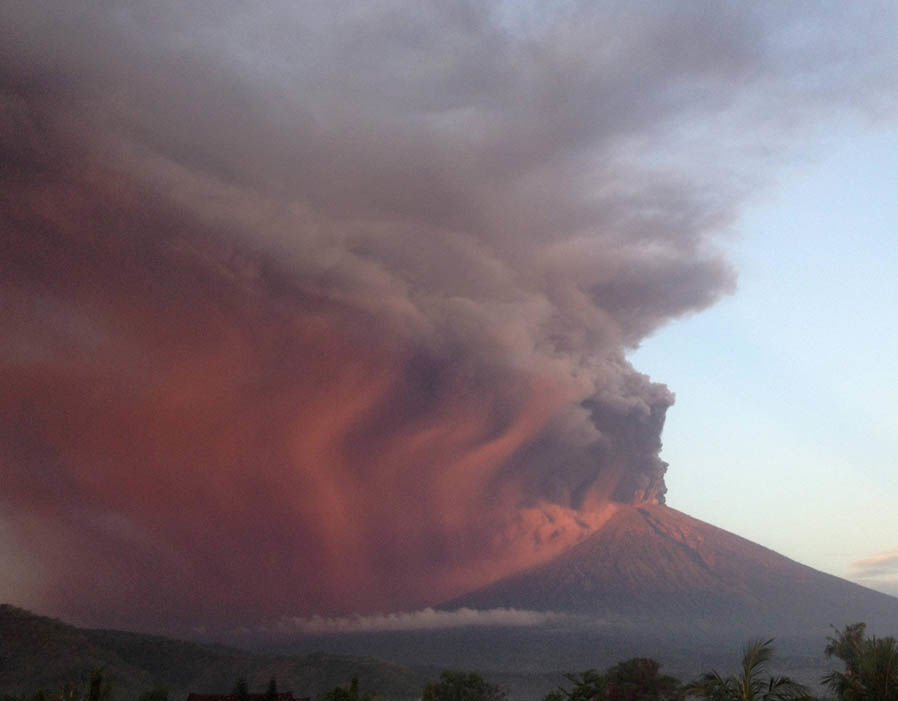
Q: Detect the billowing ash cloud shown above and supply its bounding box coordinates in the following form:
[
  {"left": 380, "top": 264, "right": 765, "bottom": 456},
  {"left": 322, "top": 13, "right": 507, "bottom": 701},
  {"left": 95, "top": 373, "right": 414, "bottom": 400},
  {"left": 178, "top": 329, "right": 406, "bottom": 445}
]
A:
[{"left": 1, "top": 2, "right": 896, "bottom": 631}]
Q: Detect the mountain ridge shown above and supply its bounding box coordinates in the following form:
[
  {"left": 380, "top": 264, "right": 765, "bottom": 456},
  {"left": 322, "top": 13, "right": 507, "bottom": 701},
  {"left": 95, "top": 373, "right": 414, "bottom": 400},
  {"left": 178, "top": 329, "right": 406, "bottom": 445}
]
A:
[
  {"left": 444, "top": 504, "right": 898, "bottom": 636},
  {"left": 0, "top": 604, "right": 427, "bottom": 700}
]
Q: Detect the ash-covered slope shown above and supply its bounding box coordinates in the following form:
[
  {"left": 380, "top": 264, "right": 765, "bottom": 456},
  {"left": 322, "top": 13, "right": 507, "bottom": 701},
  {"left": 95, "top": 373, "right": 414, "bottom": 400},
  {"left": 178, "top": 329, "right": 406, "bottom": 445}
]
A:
[{"left": 446, "top": 504, "right": 898, "bottom": 637}]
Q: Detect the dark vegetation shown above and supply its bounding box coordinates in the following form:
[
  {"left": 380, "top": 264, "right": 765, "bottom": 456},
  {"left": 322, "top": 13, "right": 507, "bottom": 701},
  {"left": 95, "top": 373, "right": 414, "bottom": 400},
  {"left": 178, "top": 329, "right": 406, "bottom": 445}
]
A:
[
  {"left": 422, "top": 671, "right": 507, "bottom": 701},
  {"left": 0, "top": 607, "right": 424, "bottom": 701},
  {"left": 821, "top": 623, "right": 898, "bottom": 701},
  {"left": 545, "top": 657, "right": 682, "bottom": 701},
  {"left": 3, "top": 606, "right": 898, "bottom": 701}
]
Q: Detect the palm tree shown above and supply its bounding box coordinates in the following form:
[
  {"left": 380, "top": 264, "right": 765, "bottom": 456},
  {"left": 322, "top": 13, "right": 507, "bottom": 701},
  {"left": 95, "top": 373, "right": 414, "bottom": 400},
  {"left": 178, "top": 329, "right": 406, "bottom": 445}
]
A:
[
  {"left": 545, "top": 669, "right": 607, "bottom": 701},
  {"left": 822, "top": 622, "right": 898, "bottom": 701},
  {"left": 687, "top": 639, "right": 808, "bottom": 701}
]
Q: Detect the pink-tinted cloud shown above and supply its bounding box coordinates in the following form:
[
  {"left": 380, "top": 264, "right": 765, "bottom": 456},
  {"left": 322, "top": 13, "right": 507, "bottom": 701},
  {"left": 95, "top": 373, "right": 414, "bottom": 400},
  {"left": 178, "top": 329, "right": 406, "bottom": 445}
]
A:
[
  {"left": 852, "top": 552, "right": 898, "bottom": 580},
  {"left": 850, "top": 551, "right": 898, "bottom": 598}
]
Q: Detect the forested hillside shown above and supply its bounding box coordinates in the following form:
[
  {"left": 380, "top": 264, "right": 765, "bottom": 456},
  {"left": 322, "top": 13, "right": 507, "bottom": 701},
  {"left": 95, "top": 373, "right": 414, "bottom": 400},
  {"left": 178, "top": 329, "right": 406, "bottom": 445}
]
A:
[{"left": 0, "top": 606, "right": 425, "bottom": 701}]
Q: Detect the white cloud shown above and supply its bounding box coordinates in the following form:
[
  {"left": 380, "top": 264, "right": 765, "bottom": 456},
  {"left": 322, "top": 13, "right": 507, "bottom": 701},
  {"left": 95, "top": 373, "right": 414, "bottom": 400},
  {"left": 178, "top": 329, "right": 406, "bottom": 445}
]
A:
[{"left": 276, "top": 607, "right": 570, "bottom": 633}]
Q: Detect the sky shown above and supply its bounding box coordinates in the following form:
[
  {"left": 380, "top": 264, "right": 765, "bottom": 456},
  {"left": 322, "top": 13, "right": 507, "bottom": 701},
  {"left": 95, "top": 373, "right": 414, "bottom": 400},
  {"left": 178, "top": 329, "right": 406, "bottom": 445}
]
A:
[
  {"left": 2, "top": 1, "right": 898, "bottom": 634},
  {"left": 630, "top": 122, "right": 898, "bottom": 597}
]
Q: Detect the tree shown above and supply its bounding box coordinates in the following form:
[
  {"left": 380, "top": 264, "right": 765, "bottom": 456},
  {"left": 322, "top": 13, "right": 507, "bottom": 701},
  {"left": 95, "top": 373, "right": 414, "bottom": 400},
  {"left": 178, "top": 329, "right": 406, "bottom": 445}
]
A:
[
  {"left": 86, "top": 670, "right": 112, "bottom": 701},
  {"left": 319, "top": 677, "right": 375, "bottom": 701},
  {"left": 56, "top": 681, "right": 79, "bottom": 701},
  {"left": 138, "top": 688, "right": 169, "bottom": 701},
  {"left": 546, "top": 670, "right": 607, "bottom": 701},
  {"left": 822, "top": 622, "right": 898, "bottom": 701},
  {"left": 687, "top": 639, "right": 808, "bottom": 701},
  {"left": 422, "top": 671, "right": 507, "bottom": 701},
  {"left": 233, "top": 678, "right": 250, "bottom": 701},
  {"left": 606, "top": 658, "right": 682, "bottom": 701},
  {"left": 546, "top": 659, "right": 681, "bottom": 701},
  {"left": 266, "top": 678, "right": 278, "bottom": 701}
]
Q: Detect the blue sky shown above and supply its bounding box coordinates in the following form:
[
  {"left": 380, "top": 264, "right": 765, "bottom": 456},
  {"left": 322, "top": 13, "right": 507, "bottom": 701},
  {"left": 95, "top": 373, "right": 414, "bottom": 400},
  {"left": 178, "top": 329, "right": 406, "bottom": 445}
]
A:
[{"left": 629, "top": 121, "right": 898, "bottom": 595}]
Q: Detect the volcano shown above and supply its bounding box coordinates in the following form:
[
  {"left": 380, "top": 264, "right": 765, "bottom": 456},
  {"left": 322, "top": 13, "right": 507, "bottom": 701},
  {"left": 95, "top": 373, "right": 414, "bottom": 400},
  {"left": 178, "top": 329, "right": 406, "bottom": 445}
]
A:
[
  {"left": 445, "top": 504, "right": 898, "bottom": 638},
  {"left": 258, "top": 505, "right": 898, "bottom": 680}
]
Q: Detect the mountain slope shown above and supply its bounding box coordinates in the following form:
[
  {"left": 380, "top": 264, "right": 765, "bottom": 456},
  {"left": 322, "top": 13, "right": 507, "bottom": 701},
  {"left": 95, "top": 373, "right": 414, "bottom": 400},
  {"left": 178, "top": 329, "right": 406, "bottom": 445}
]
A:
[
  {"left": 0, "top": 604, "right": 154, "bottom": 694},
  {"left": 446, "top": 504, "right": 898, "bottom": 636},
  {"left": 0, "top": 605, "right": 426, "bottom": 700}
]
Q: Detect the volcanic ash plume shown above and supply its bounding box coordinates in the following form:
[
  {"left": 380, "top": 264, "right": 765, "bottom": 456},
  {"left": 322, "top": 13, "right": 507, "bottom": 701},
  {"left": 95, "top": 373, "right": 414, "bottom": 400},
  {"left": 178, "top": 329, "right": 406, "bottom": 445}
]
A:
[{"left": 1, "top": 1, "right": 896, "bottom": 630}]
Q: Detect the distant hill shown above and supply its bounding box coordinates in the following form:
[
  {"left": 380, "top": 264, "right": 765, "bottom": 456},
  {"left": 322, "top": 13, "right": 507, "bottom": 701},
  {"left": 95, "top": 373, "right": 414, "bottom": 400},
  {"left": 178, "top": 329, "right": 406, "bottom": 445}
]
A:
[
  {"left": 0, "top": 605, "right": 426, "bottom": 701},
  {"left": 446, "top": 504, "right": 898, "bottom": 638}
]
